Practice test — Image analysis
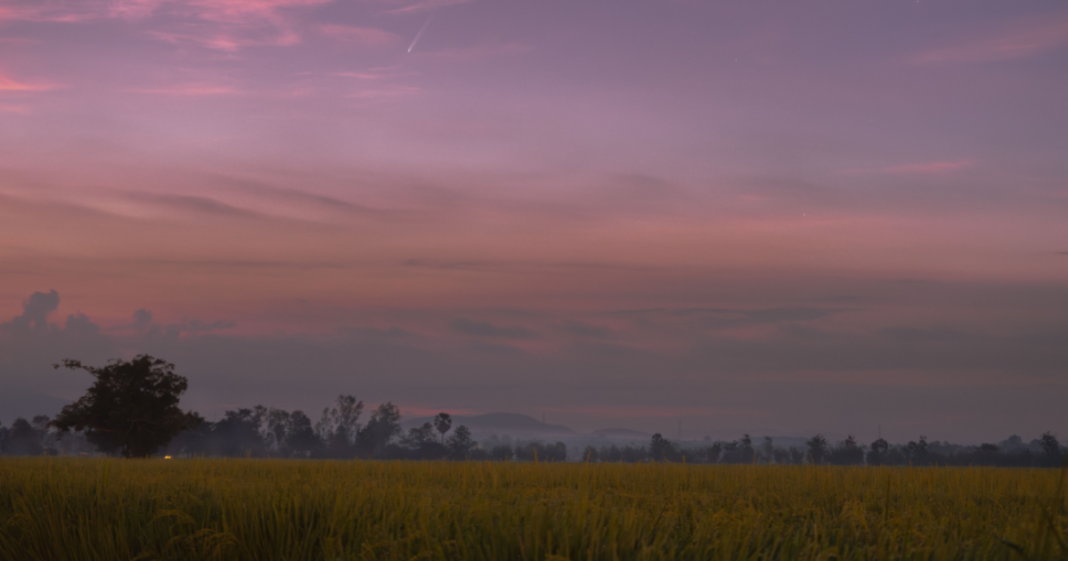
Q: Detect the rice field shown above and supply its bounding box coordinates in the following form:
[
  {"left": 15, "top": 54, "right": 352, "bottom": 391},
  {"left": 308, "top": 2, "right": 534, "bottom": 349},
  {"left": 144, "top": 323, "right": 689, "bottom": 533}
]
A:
[{"left": 0, "top": 458, "right": 1065, "bottom": 561}]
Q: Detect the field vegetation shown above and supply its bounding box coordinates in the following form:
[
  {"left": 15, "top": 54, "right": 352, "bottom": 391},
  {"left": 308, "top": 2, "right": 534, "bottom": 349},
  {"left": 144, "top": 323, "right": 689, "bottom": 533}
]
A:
[{"left": 1, "top": 458, "right": 1065, "bottom": 561}]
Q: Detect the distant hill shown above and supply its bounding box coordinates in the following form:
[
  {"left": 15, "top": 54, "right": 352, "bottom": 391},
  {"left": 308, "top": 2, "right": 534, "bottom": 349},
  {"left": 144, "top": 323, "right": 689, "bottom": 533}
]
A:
[
  {"left": 590, "top": 428, "right": 651, "bottom": 440},
  {"left": 402, "top": 412, "right": 575, "bottom": 437}
]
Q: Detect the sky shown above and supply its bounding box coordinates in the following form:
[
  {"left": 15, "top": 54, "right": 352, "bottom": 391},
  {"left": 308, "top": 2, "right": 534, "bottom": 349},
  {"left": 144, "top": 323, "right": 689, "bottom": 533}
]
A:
[{"left": 1, "top": 0, "right": 1067, "bottom": 443}]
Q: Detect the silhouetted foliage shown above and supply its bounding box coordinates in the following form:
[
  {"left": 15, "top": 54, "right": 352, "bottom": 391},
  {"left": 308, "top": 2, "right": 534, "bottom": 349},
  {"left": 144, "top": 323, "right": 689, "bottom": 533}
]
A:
[
  {"left": 1040, "top": 432, "right": 1063, "bottom": 467},
  {"left": 704, "top": 441, "right": 722, "bottom": 463},
  {"left": 513, "top": 440, "right": 567, "bottom": 462},
  {"left": 904, "top": 436, "right": 931, "bottom": 465},
  {"left": 649, "top": 433, "right": 675, "bottom": 461},
  {"left": 867, "top": 438, "right": 890, "bottom": 465},
  {"left": 317, "top": 395, "right": 363, "bottom": 459},
  {"left": 999, "top": 434, "right": 1026, "bottom": 453},
  {"left": 285, "top": 411, "right": 320, "bottom": 458},
  {"left": 396, "top": 422, "right": 445, "bottom": 460},
  {"left": 721, "top": 434, "right": 755, "bottom": 464},
  {"left": 50, "top": 356, "right": 197, "bottom": 458},
  {"left": 433, "top": 412, "right": 452, "bottom": 444},
  {"left": 828, "top": 435, "right": 865, "bottom": 466},
  {"left": 446, "top": 425, "right": 476, "bottom": 460},
  {"left": 356, "top": 402, "right": 401, "bottom": 458},
  {"left": 760, "top": 436, "right": 775, "bottom": 464},
  {"left": 10, "top": 363, "right": 1066, "bottom": 465},
  {"left": 1, "top": 418, "right": 47, "bottom": 456},
  {"left": 806, "top": 434, "right": 828, "bottom": 465},
  {"left": 490, "top": 444, "right": 513, "bottom": 461},
  {"left": 210, "top": 408, "right": 269, "bottom": 457}
]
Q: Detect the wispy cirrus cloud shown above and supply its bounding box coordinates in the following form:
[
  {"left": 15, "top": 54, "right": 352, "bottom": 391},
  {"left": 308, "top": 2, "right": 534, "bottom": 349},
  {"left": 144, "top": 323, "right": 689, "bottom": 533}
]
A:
[
  {"left": 0, "top": 70, "right": 60, "bottom": 92},
  {"left": 0, "top": 1, "right": 101, "bottom": 23},
  {"left": 137, "top": 1, "right": 332, "bottom": 50},
  {"left": 381, "top": 0, "right": 473, "bottom": 16},
  {"left": 331, "top": 67, "right": 418, "bottom": 98},
  {"left": 913, "top": 15, "right": 1068, "bottom": 64},
  {"left": 333, "top": 69, "right": 414, "bottom": 80},
  {"left": 411, "top": 41, "right": 532, "bottom": 61},
  {"left": 178, "top": 0, "right": 333, "bottom": 48},
  {"left": 0, "top": 37, "right": 40, "bottom": 45},
  {"left": 882, "top": 160, "right": 974, "bottom": 174},
  {"left": 126, "top": 83, "right": 241, "bottom": 96},
  {"left": 320, "top": 24, "right": 402, "bottom": 46},
  {"left": 122, "top": 192, "right": 261, "bottom": 218},
  {"left": 1, "top": 0, "right": 334, "bottom": 50},
  {"left": 839, "top": 160, "right": 974, "bottom": 176},
  {"left": 107, "top": 0, "right": 166, "bottom": 19},
  {"left": 0, "top": 0, "right": 469, "bottom": 51},
  {"left": 346, "top": 85, "right": 420, "bottom": 99},
  {"left": 450, "top": 318, "right": 535, "bottom": 340}
]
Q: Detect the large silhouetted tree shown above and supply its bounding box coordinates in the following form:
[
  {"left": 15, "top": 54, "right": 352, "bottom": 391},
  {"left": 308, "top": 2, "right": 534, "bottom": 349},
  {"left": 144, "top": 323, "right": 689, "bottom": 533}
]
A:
[{"left": 50, "top": 355, "right": 198, "bottom": 458}]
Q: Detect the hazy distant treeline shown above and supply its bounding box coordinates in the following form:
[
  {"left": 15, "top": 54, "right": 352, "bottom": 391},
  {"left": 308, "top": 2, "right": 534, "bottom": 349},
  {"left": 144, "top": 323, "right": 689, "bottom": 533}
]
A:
[
  {"left": 0, "top": 396, "right": 567, "bottom": 462},
  {"left": 1, "top": 397, "right": 1063, "bottom": 467},
  {"left": 584, "top": 432, "right": 1067, "bottom": 468}
]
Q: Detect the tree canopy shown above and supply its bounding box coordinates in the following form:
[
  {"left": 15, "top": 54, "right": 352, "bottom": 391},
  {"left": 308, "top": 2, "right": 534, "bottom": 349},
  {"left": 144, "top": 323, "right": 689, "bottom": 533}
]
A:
[{"left": 50, "top": 355, "right": 198, "bottom": 458}]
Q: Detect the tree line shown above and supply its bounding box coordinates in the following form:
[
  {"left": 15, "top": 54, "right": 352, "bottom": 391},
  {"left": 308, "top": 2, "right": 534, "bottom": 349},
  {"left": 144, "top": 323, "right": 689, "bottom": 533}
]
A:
[
  {"left": 163, "top": 399, "right": 492, "bottom": 460},
  {"left": 0, "top": 399, "right": 569, "bottom": 462},
  {"left": 0, "top": 355, "right": 569, "bottom": 461},
  {"left": 0, "top": 356, "right": 1063, "bottom": 466},
  {"left": 578, "top": 432, "right": 1066, "bottom": 468}
]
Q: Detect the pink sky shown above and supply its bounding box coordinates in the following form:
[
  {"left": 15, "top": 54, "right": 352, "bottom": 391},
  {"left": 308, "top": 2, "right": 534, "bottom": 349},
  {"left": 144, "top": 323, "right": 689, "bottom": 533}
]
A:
[{"left": 1, "top": 0, "right": 1067, "bottom": 442}]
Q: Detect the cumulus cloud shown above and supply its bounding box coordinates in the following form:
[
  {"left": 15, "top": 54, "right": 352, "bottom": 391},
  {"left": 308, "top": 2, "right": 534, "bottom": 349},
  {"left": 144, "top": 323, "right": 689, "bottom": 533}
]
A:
[
  {"left": 133, "top": 309, "right": 153, "bottom": 329},
  {"left": 63, "top": 313, "right": 102, "bottom": 337},
  {"left": 5, "top": 290, "right": 59, "bottom": 331}
]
